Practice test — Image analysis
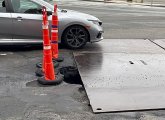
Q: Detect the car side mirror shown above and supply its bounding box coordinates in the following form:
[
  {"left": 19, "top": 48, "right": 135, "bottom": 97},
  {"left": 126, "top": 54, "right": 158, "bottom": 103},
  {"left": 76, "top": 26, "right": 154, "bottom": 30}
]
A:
[{"left": 47, "top": 11, "right": 52, "bottom": 16}]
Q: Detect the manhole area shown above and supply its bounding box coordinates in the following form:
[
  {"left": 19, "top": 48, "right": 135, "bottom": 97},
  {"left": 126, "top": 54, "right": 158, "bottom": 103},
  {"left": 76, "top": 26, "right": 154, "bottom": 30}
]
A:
[{"left": 60, "top": 66, "right": 83, "bottom": 85}]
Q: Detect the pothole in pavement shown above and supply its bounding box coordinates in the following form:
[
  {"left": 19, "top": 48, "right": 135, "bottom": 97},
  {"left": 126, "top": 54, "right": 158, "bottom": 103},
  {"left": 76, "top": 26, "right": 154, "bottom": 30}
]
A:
[{"left": 59, "top": 66, "right": 83, "bottom": 85}]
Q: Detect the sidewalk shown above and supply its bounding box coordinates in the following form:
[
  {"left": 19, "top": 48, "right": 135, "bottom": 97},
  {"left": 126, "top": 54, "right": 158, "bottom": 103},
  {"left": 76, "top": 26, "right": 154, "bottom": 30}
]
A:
[
  {"left": 82, "top": 0, "right": 165, "bottom": 7},
  {"left": 52, "top": 0, "right": 165, "bottom": 7}
]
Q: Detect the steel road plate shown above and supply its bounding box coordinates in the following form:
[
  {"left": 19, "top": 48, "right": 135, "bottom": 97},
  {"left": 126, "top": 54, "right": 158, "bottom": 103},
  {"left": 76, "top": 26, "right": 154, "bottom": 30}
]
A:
[
  {"left": 74, "top": 39, "right": 165, "bottom": 54},
  {"left": 154, "top": 39, "right": 165, "bottom": 49},
  {"left": 74, "top": 53, "right": 165, "bottom": 113}
]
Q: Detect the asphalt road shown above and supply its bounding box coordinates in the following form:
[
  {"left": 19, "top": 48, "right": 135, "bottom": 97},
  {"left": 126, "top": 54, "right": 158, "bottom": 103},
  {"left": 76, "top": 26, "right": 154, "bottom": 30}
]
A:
[
  {"left": 1, "top": 1, "right": 165, "bottom": 120},
  {"left": 1, "top": 42, "right": 165, "bottom": 120},
  {"left": 57, "top": 2, "right": 165, "bottom": 39}
]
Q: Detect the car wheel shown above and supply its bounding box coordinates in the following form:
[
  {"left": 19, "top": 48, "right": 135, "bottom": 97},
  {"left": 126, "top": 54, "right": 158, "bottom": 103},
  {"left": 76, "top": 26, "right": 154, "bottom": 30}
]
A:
[{"left": 63, "top": 25, "right": 89, "bottom": 49}]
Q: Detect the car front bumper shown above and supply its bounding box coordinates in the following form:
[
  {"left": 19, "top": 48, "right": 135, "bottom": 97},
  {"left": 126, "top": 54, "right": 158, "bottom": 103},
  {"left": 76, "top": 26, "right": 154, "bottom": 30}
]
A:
[{"left": 88, "top": 24, "right": 104, "bottom": 43}]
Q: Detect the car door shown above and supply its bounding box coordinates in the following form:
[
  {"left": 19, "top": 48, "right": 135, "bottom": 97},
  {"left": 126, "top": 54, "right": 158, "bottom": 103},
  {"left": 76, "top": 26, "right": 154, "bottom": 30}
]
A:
[
  {"left": 11, "top": 0, "right": 43, "bottom": 44},
  {"left": 0, "top": 0, "right": 12, "bottom": 44}
]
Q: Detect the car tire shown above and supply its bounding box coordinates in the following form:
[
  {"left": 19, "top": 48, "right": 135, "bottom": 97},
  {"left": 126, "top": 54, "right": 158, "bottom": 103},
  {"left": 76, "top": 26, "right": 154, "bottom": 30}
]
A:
[{"left": 63, "top": 25, "right": 89, "bottom": 49}]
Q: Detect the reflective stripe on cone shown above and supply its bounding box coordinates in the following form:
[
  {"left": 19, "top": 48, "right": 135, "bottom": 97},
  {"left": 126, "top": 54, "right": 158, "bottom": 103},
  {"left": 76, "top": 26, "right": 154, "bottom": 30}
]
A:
[
  {"left": 51, "top": 30, "right": 58, "bottom": 33},
  {"left": 44, "top": 46, "right": 51, "bottom": 50}
]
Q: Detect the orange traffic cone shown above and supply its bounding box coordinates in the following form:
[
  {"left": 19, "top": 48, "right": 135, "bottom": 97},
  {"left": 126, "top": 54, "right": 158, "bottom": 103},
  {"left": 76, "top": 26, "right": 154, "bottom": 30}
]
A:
[
  {"left": 51, "top": 4, "right": 64, "bottom": 62},
  {"left": 37, "top": 6, "right": 63, "bottom": 85},
  {"left": 42, "top": 7, "right": 47, "bottom": 73},
  {"left": 35, "top": 6, "right": 59, "bottom": 77},
  {"left": 51, "top": 4, "right": 58, "bottom": 59},
  {"left": 35, "top": 7, "right": 47, "bottom": 77}
]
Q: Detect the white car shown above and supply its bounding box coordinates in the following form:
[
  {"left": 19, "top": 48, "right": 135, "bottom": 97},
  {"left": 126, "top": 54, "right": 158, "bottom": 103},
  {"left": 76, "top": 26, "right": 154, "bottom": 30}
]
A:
[{"left": 0, "top": 0, "right": 103, "bottom": 49}]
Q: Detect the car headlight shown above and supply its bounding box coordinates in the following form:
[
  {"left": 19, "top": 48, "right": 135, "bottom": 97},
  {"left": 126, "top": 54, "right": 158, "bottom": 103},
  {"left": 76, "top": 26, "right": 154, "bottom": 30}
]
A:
[{"left": 88, "top": 20, "right": 102, "bottom": 26}]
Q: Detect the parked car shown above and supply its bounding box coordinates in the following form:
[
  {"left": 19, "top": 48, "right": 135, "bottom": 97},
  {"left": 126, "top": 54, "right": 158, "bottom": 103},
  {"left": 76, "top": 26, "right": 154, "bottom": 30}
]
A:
[{"left": 0, "top": 0, "right": 103, "bottom": 49}]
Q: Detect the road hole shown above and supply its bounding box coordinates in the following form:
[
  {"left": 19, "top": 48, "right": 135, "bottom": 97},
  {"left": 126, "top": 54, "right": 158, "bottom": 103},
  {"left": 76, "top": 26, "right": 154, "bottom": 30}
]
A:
[
  {"left": 129, "top": 61, "right": 134, "bottom": 64},
  {"left": 96, "top": 108, "right": 102, "bottom": 111},
  {"left": 60, "top": 66, "right": 83, "bottom": 85}
]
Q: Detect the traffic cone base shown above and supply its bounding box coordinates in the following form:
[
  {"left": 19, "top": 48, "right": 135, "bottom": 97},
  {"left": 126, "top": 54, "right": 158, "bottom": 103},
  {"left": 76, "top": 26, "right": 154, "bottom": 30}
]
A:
[
  {"left": 36, "top": 62, "right": 42, "bottom": 68},
  {"left": 53, "top": 57, "right": 64, "bottom": 62},
  {"left": 35, "top": 68, "right": 44, "bottom": 77},
  {"left": 36, "top": 61, "right": 59, "bottom": 68},
  {"left": 37, "top": 73, "right": 64, "bottom": 85}
]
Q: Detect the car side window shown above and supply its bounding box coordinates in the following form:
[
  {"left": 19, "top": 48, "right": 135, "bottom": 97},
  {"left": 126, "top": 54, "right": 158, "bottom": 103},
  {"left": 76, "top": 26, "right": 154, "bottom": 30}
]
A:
[
  {"left": 0, "top": 0, "right": 7, "bottom": 12},
  {"left": 12, "top": 0, "right": 42, "bottom": 14}
]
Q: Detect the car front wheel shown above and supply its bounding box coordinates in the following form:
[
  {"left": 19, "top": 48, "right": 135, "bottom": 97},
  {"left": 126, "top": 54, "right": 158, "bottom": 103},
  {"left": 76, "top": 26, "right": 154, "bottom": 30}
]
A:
[{"left": 63, "top": 25, "right": 89, "bottom": 49}]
